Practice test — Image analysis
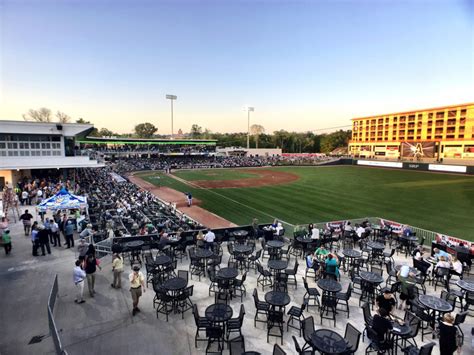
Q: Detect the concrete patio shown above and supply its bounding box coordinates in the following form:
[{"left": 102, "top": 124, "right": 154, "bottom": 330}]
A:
[{"left": 0, "top": 207, "right": 472, "bottom": 355}]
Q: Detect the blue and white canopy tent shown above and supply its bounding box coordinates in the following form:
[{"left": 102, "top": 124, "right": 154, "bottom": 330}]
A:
[{"left": 36, "top": 188, "right": 88, "bottom": 212}]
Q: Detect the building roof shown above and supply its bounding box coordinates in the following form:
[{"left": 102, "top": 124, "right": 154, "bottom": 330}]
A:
[
  {"left": 0, "top": 120, "right": 94, "bottom": 136},
  {"left": 78, "top": 137, "right": 217, "bottom": 145},
  {"left": 351, "top": 103, "right": 474, "bottom": 121}
]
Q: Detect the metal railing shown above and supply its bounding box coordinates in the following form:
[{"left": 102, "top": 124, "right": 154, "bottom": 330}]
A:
[
  {"left": 48, "top": 275, "right": 67, "bottom": 355},
  {"left": 294, "top": 216, "right": 444, "bottom": 246}
]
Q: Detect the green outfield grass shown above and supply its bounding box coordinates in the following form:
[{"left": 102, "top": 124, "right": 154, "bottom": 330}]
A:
[
  {"left": 138, "top": 166, "right": 474, "bottom": 240},
  {"left": 173, "top": 169, "right": 258, "bottom": 181}
]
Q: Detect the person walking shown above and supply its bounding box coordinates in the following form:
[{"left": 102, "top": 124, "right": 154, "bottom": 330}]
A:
[
  {"left": 38, "top": 224, "right": 51, "bottom": 256},
  {"left": 129, "top": 264, "right": 145, "bottom": 316},
  {"left": 111, "top": 253, "right": 124, "bottom": 288},
  {"left": 0, "top": 217, "right": 9, "bottom": 238},
  {"left": 73, "top": 259, "right": 86, "bottom": 304},
  {"left": 2, "top": 229, "right": 12, "bottom": 255},
  {"left": 84, "top": 250, "right": 101, "bottom": 297},
  {"left": 77, "top": 237, "right": 89, "bottom": 261},
  {"left": 439, "top": 313, "right": 458, "bottom": 355},
  {"left": 20, "top": 210, "right": 33, "bottom": 236},
  {"left": 64, "top": 220, "right": 75, "bottom": 248},
  {"left": 31, "top": 222, "right": 39, "bottom": 257},
  {"left": 50, "top": 219, "right": 61, "bottom": 247}
]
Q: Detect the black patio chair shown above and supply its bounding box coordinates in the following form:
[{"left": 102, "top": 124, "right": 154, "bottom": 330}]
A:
[
  {"left": 402, "top": 342, "right": 435, "bottom": 355},
  {"left": 226, "top": 304, "right": 245, "bottom": 342},
  {"left": 292, "top": 335, "right": 314, "bottom": 355},
  {"left": 248, "top": 249, "right": 262, "bottom": 274},
  {"left": 454, "top": 311, "right": 468, "bottom": 346},
  {"left": 336, "top": 283, "right": 352, "bottom": 317},
  {"left": 272, "top": 343, "right": 286, "bottom": 355},
  {"left": 303, "top": 277, "right": 320, "bottom": 309},
  {"left": 256, "top": 262, "right": 273, "bottom": 291},
  {"left": 193, "top": 304, "right": 210, "bottom": 348},
  {"left": 229, "top": 335, "right": 246, "bottom": 355},
  {"left": 234, "top": 271, "right": 247, "bottom": 302},
  {"left": 401, "top": 311, "right": 420, "bottom": 348},
  {"left": 287, "top": 301, "right": 306, "bottom": 337},
  {"left": 285, "top": 260, "right": 299, "bottom": 288},
  {"left": 176, "top": 285, "right": 194, "bottom": 319},
  {"left": 252, "top": 288, "right": 269, "bottom": 327},
  {"left": 302, "top": 316, "right": 315, "bottom": 352},
  {"left": 344, "top": 322, "right": 362, "bottom": 354},
  {"left": 267, "top": 310, "right": 284, "bottom": 345}
]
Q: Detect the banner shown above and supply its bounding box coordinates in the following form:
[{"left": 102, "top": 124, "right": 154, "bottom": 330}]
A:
[{"left": 401, "top": 141, "right": 436, "bottom": 158}]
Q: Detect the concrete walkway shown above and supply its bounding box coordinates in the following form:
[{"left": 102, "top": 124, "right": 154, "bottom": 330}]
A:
[{"left": 0, "top": 205, "right": 472, "bottom": 354}]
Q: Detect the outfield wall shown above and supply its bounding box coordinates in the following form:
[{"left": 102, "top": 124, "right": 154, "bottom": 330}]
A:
[{"left": 348, "top": 159, "right": 474, "bottom": 175}]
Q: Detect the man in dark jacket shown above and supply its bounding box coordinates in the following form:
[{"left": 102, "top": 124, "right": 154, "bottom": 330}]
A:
[{"left": 38, "top": 224, "right": 51, "bottom": 255}]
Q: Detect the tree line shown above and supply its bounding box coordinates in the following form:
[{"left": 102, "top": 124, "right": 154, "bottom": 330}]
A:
[{"left": 22, "top": 107, "right": 350, "bottom": 153}]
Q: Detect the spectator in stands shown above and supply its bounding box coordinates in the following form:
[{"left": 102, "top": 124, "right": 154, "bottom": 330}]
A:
[
  {"left": 402, "top": 225, "right": 413, "bottom": 237},
  {"left": 371, "top": 308, "right": 393, "bottom": 350},
  {"left": 325, "top": 254, "right": 340, "bottom": 278},
  {"left": 344, "top": 221, "right": 353, "bottom": 233},
  {"left": 315, "top": 245, "right": 329, "bottom": 260},
  {"left": 376, "top": 289, "right": 396, "bottom": 314},
  {"left": 196, "top": 230, "right": 205, "bottom": 248},
  {"left": 80, "top": 224, "right": 94, "bottom": 243},
  {"left": 435, "top": 256, "right": 451, "bottom": 270},
  {"left": 397, "top": 265, "right": 416, "bottom": 310},
  {"left": 433, "top": 248, "right": 451, "bottom": 261},
  {"left": 310, "top": 225, "right": 320, "bottom": 239},
  {"left": 204, "top": 229, "right": 216, "bottom": 250},
  {"left": 412, "top": 245, "right": 424, "bottom": 260},
  {"left": 451, "top": 256, "right": 463, "bottom": 278},
  {"left": 355, "top": 224, "right": 366, "bottom": 241},
  {"left": 438, "top": 313, "right": 458, "bottom": 355}
]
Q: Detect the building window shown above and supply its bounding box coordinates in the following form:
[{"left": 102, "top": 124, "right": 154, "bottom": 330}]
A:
[{"left": 436, "top": 111, "right": 444, "bottom": 118}]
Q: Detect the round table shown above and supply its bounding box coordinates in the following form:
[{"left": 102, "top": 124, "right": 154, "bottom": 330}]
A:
[
  {"left": 234, "top": 244, "right": 253, "bottom": 254},
  {"left": 205, "top": 303, "right": 233, "bottom": 323},
  {"left": 195, "top": 248, "right": 213, "bottom": 259},
  {"left": 265, "top": 291, "right": 290, "bottom": 310},
  {"left": 419, "top": 295, "right": 453, "bottom": 313},
  {"left": 342, "top": 249, "right": 362, "bottom": 258},
  {"left": 310, "top": 329, "right": 348, "bottom": 355},
  {"left": 162, "top": 277, "right": 187, "bottom": 291},
  {"left": 359, "top": 271, "right": 384, "bottom": 284},
  {"left": 154, "top": 255, "right": 172, "bottom": 268},
  {"left": 367, "top": 241, "right": 385, "bottom": 250},
  {"left": 217, "top": 267, "right": 239, "bottom": 280},
  {"left": 268, "top": 259, "right": 288, "bottom": 271},
  {"left": 125, "top": 240, "right": 144, "bottom": 249},
  {"left": 457, "top": 279, "right": 474, "bottom": 292},
  {"left": 419, "top": 294, "right": 453, "bottom": 330},
  {"left": 296, "top": 236, "right": 313, "bottom": 244},
  {"left": 399, "top": 235, "right": 418, "bottom": 242},
  {"left": 267, "top": 240, "right": 284, "bottom": 248},
  {"left": 317, "top": 279, "right": 342, "bottom": 294},
  {"left": 395, "top": 264, "right": 419, "bottom": 275}
]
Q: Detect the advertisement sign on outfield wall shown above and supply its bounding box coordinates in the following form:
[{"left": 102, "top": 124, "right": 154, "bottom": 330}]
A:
[
  {"left": 401, "top": 141, "right": 436, "bottom": 158},
  {"left": 428, "top": 164, "right": 467, "bottom": 173},
  {"left": 357, "top": 160, "right": 403, "bottom": 168}
]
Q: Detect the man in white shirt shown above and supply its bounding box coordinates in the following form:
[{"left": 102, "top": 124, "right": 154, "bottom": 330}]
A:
[
  {"left": 73, "top": 259, "right": 86, "bottom": 304},
  {"left": 204, "top": 230, "right": 216, "bottom": 250}
]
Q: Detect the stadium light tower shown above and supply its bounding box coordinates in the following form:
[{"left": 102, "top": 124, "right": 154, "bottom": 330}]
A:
[
  {"left": 166, "top": 94, "right": 177, "bottom": 138},
  {"left": 245, "top": 106, "right": 254, "bottom": 149}
]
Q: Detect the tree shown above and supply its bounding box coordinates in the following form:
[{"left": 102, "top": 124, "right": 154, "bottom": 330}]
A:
[
  {"left": 190, "top": 124, "right": 203, "bottom": 138},
  {"left": 250, "top": 124, "right": 265, "bottom": 148},
  {"left": 76, "top": 118, "right": 90, "bottom": 124},
  {"left": 23, "top": 107, "right": 52, "bottom": 122},
  {"left": 56, "top": 111, "right": 71, "bottom": 123},
  {"left": 134, "top": 122, "right": 158, "bottom": 138},
  {"left": 98, "top": 128, "right": 114, "bottom": 137}
]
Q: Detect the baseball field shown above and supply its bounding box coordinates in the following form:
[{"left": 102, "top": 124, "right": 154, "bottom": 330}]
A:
[{"left": 137, "top": 166, "right": 474, "bottom": 241}]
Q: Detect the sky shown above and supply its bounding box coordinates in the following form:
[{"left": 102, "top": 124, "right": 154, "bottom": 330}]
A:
[{"left": 0, "top": 0, "right": 473, "bottom": 135}]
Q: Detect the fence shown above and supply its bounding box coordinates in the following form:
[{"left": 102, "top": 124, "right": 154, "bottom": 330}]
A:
[
  {"left": 294, "top": 216, "right": 442, "bottom": 246},
  {"left": 47, "top": 275, "right": 67, "bottom": 355}
]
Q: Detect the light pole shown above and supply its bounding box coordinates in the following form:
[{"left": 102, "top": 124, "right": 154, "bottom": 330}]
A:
[
  {"left": 245, "top": 106, "right": 254, "bottom": 149},
  {"left": 166, "top": 94, "right": 177, "bottom": 138}
]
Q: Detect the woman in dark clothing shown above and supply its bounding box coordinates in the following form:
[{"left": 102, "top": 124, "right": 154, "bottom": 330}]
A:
[
  {"left": 372, "top": 308, "right": 393, "bottom": 350},
  {"left": 439, "top": 313, "right": 458, "bottom": 355}
]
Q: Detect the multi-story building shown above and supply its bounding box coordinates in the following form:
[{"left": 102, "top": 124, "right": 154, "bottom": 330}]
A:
[
  {"left": 0, "top": 120, "right": 103, "bottom": 189},
  {"left": 348, "top": 103, "right": 474, "bottom": 161}
]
